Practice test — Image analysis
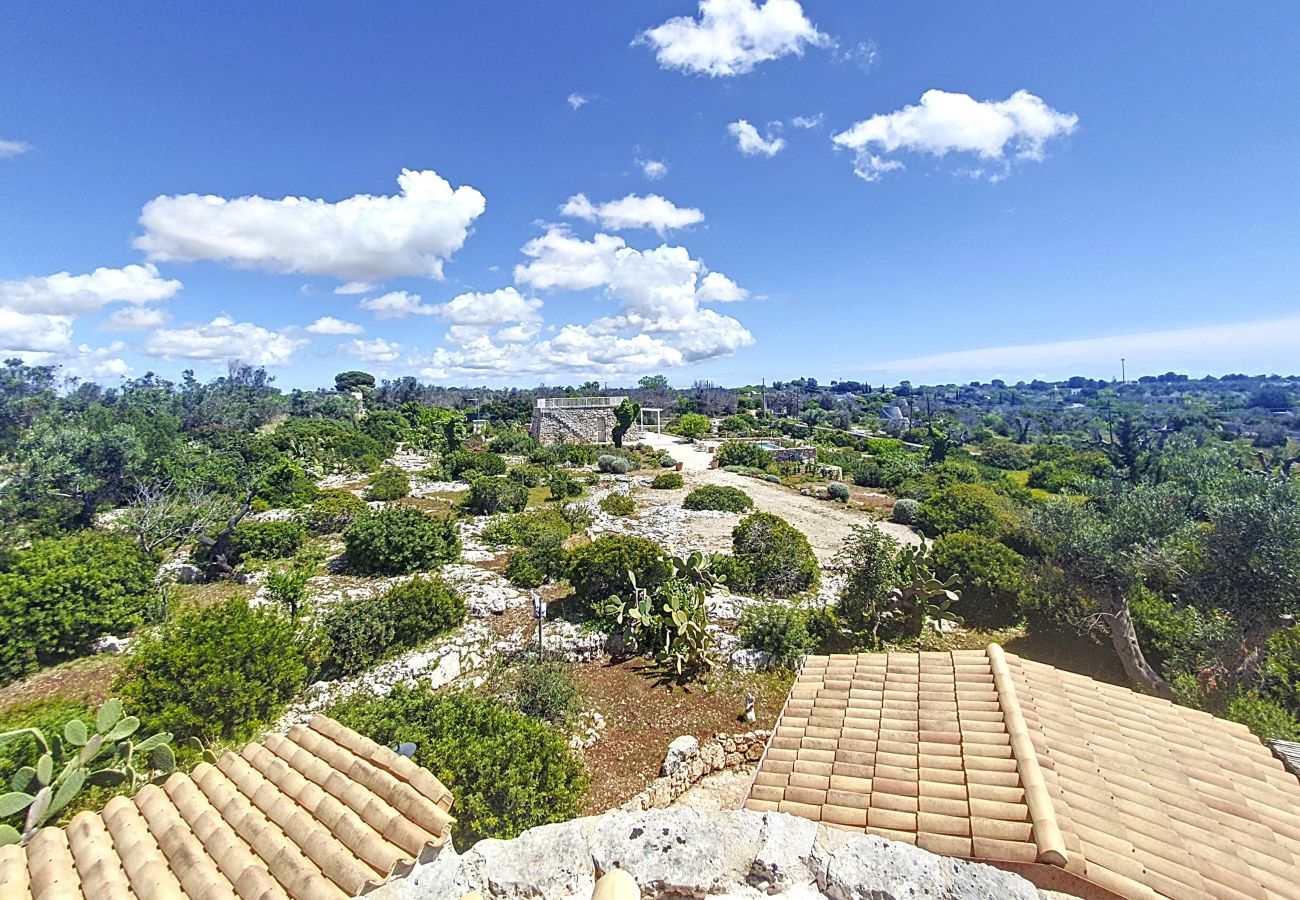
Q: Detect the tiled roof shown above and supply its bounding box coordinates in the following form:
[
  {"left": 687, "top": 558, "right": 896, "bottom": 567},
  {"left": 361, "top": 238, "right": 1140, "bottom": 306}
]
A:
[
  {"left": 0, "top": 716, "right": 453, "bottom": 900},
  {"left": 744, "top": 646, "right": 1300, "bottom": 900}
]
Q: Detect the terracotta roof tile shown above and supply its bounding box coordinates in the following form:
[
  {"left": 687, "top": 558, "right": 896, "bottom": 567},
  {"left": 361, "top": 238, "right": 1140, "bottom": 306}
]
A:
[
  {"left": 744, "top": 645, "right": 1300, "bottom": 900},
  {"left": 2, "top": 717, "right": 451, "bottom": 900}
]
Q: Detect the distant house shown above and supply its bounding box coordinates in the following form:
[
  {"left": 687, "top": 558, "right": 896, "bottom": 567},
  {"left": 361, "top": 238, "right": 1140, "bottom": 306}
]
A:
[
  {"left": 746, "top": 645, "right": 1300, "bottom": 900},
  {"left": 529, "top": 396, "right": 642, "bottom": 445}
]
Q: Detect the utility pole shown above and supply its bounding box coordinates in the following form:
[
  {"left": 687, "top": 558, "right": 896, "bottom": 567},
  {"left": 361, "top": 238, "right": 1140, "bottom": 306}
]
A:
[
  {"left": 761, "top": 379, "right": 768, "bottom": 416},
  {"left": 1120, "top": 359, "right": 1126, "bottom": 384}
]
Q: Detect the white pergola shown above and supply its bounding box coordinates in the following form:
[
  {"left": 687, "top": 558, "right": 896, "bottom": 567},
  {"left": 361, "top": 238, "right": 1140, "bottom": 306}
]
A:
[{"left": 639, "top": 407, "right": 663, "bottom": 433}]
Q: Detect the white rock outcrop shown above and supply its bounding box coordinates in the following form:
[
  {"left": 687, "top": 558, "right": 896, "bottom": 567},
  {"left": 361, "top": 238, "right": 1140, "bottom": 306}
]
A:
[{"left": 372, "top": 808, "right": 1049, "bottom": 900}]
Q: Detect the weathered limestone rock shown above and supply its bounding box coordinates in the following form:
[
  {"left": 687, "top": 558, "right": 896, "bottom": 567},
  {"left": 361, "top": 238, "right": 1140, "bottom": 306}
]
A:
[{"left": 374, "top": 809, "right": 1051, "bottom": 900}]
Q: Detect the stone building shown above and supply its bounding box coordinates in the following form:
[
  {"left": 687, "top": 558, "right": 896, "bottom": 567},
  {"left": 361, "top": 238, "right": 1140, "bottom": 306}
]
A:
[{"left": 530, "top": 396, "right": 643, "bottom": 445}]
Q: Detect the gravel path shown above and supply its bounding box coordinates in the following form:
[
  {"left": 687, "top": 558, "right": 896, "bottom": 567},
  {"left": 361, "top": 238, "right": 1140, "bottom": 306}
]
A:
[{"left": 640, "top": 432, "right": 921, "bottom": 565}]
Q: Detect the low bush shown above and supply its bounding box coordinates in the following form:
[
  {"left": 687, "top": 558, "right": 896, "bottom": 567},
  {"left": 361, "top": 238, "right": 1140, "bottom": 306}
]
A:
[
  {"left": 659, "top": 456, "right": 677, "bottom": 468},
  {"left": 827, "top": 481, "right": 851, "bottom": 502},
  {"left": 461, "top": 476, "right": 528, "bottom": 516},
  {"left": 364, "top": 466, "right": 411, "bottom": 501},
  {"left": 891, "top": 498, "right": 920, "bottom": 525},
  {"left": 915, "top": 483, "right": 1021, "bottom": 538},
  {"left": 565, "top": 535, "right": 673, "bottom": 608},
  {"left": 504, "top": 544, "right": 566, "bottom": 587},
  {"left": 330, "top": 686, "right": 587, "bottom": 848},
  {"left": 0, "top": 531, "right": 158, "bottom": 683},
  {"left": 119, "top": 598, "right": 308, "bottom": 741},
  {"left": 506, "top": 464, "right": 548, "bottom": 488},
  {"left": 737, "top": 603, "right": 813, "bottom": 667},
  {"left": 256, "top": 459, "right": 319, "bottom": 509},
  {"left": 834, "top": 525, "right": 901, "bottom": 638},
  {"left": 682, "top": 485, "right": 753, "bottom": 512},
  {"left": 444, "top": 450, "right": 507, "bottom": 478},
  {"left": 598, "top": 493, "right": 635, "bottom": 517},
  {"left": 344, "top": 505, "right": 460, "bottom": 575},
  {"left": 0, "top": 698, "right": 91, "bottom": 792},
  {"left": 1226, "top": 692, "right": 1300, "bottom": 742},
  {"left": 230, "top": 519, "right": 306, "bottom": 565},
  {"left": 482, "top": 507, "right": 571, "bottom": 546},
  {"left": 652, "top": 472, "right": 685, "bottom": 490},
  {"left": 982, "top": 443, "right": 1033, "bottom": 470},
  {"left": 596, "top": 454, "right": 633, "bottom": 474},
  {"left": 932, "top": 531, "right": 1025, "bottom": 627},
  {"left": 555, "top": 443, "right": 599, "bottom": 466},
  {"left": 548, "top": 469, "right": 583, "bottom": 500},
  {"left": 306, "top": 490, "right": 368, "bottom": 533},
  {"left": 489, "top": 431, "right": 541, "bottom": 455},
  {"left": 511, "top": 656, "right": 579, "bottom": 725},
  {"left": 675, "top": 412, "right": 711, "bottom": 439},
  {"left": 318, "top": 576, "right": 465, "bottom": 678},
  {"left": 716, "top": 441, "right": 773, "bottom": 470},
  {"left": 727, "top": 512, "right": 819, "bottom": 597}
]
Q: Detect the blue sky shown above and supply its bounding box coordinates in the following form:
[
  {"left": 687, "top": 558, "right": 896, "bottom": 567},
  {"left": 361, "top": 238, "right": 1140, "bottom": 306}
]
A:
[{"left": 1, "top": 1, "right": 1297, "bottom": 388}]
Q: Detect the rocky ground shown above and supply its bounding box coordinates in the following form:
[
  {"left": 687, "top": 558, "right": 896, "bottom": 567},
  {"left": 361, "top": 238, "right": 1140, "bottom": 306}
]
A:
[{"left": 374, "top": 807, "right": 1050, "bottom": 900}]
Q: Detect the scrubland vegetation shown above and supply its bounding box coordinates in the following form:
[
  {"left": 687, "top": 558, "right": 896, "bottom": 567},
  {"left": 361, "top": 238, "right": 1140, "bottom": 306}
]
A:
[{"left": 1, "top": 361, "right": 1298, "bottom": 847}]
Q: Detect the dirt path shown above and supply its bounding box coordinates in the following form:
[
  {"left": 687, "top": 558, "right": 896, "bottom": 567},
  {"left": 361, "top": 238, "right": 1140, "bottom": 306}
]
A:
[{"left": 640, "top": 432, "right": 920, "bottom": 564}]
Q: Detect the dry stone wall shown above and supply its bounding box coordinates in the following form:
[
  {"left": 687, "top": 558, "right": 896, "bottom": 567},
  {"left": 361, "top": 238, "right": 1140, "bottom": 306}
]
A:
[
  {"left": 531, "top": 406, "right": 643, "bottom": 445},
  {"left": 621, "top": 731, "right": 769, "bottom": 812}
]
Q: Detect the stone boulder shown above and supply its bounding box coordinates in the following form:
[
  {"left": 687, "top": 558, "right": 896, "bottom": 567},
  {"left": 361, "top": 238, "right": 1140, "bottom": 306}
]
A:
[{"left": 372, "top": 808, "right": 1050, "bottom": 899}]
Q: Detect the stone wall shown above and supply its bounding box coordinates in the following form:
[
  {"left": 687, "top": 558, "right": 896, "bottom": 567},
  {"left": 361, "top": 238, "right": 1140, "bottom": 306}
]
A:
[
  {"left": 531, "top": 407, "right": 644, "bottom": 445},
  {"left": 620, "top": 731, "right": 768, "bottom": 812},
  {"left": 374, "top": 807, "right": 1051, "bottom": 899}
]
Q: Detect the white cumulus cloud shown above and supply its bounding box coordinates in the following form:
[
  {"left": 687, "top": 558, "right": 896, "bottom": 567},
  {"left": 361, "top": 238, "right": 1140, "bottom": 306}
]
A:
[
  {"left": 791, "top": 113, "right": 823, "bottom": 129},
  {"left": 144, "top": 316, "right": 307, "bottom": 366},
  {"left": 338, "top": 337, "right": 403, "bottom": 363},
  {"left": 728, "top": 120, "right": 785, "bottom": 157},
  {"left": 358, "top": 290, "right": 438, "bottom": 319},
  {"left": 334, "top": 281, "right": 376, "bottom": 295},
  {"left": 560, "top": 193, "right": 704, "bottom": 236},
  {"left": 0, "top": 264, "right": 181, "bottom": 315},
  {"left": 135, "top": 169, "right": 486, "bottom": 281},
  {"left": 637, "top": 0, "right": 828, "bottom": 77},
  {"left": 567, "top": 93, "right": 589, "bottom": 110},
  {"left": 0, "top": 310, "right": 74, "bottom": 353},
  {"left": 832, "top": 89, "right": 1079, "bottom": 182},
  {"left": 0, "top": 140, "right": 33, "bottom": 158},
  {"left": 104, "top": 306, "right": 171, "bottom": 331},
  {"left": 435, "top": 287, "right": 543, "bottom": 326},
  {"left": 637, "top": 158, "right": 669, "bottom": 180},
  {"left": 307, "top": 316, "right": 365, "bottom": 335}
]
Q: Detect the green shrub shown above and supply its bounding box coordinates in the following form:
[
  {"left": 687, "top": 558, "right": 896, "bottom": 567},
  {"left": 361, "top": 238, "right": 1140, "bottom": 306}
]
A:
[
  {"left": 599, "top": 493, "right": 635, "bottom": 517},
  {"left": 565, "top": 535, "right": 673, "bottom": 608},
  {"left": 596, "top": 454, "right": 633, "bottom": 474},
  {"left": 717, "top": 441, "right": 774, "bottom": 469},
  {"left": 1262, "top": 625, "right": 1300, "bottom": 711},
  {"left": 255, "top": 458, "right": 319, "bottom": 508},
  {"left": 119, "top": 598, "right": 308, "bottom": 741},
  {"left": 915, "top": 483, "right": 1020, "bottom": 538},
  {"left": 548, "top": 469, "right": 583, "bottom": 500},
  {"left": 660, "top": 456, "right": 677, "bottom": 468},
  {"left": 555, "top": 443, "right": 599, "bottom": 466},
  {"left": 827, "top": 481, "right": 851, "bottom": 502},
  {"left": 364, "top": 466, "right": 411, "bottom": 501},
  {"left": 489, "top": 431, "right": 541, "bottom": 455},
  {"left": 482, "top": 508, "right": 571, "bottom": 546},
  {"left": 728, "top": 512, "right": 819, "bottom": 597},
  {"left": 834, "top": 525, "right": 901, "bottom": 637},
  {"left": 682, "top": 485, "right": 753, "bottom": 512},
  {"left": 230, "top": 519, "right": 306, "bottom": 564},
  {"left": 318, "top": 576, "right": 465, "bottom": 678},
  {"left": 675, "top": 413, "right": 711, "bottom": 439},
  {"left": 651, "top": 472, "right": 684, "bottom": 490},
  {"left": 0, "top": 699, "right": 92, "bottom": 794},
  {"left": 0, "top": 532, "right": 158, "bottom": 683},
  {"left": 507, "top": 464, "right": 548, "bottom": 488},
  {"left": 737, "top": 603, "right": 812, "bottom": 667},
  {"left": 330, "top": 686, "right": 586, "bottom": 848},
  {"left": 932, "top": 531, "right": 1025, "bottom": 627},
  {"left": 343, "top": 505, "right": 460, "bottom": 575},
  {"left": 306, "top": 490, "right": 369, "bottom": 533},
  {"left": 891, "top": 498, "right": 920, "bottom": 525},
  {"left": 504, "top": 544, "right": 566, "bottom": 588},
  {"left": 444, "top": 450, "right": 506, "bottom": 478},
  {"left": 461, "top": 476, "right": 528, "bottom": 516},
  {"left": 982, "top": 443, "right": 1033, "bottom": 470},
  {"left": 511, "top": 657, "right": 579, "bottom": 725},
  {"left": 1226, "top": 692, "right": 1300, "bottom": 742}
]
